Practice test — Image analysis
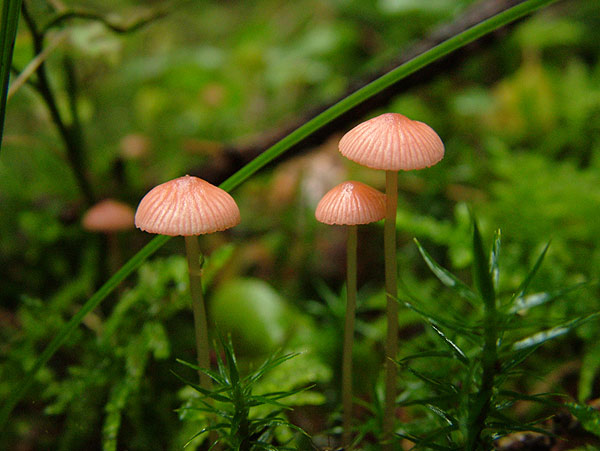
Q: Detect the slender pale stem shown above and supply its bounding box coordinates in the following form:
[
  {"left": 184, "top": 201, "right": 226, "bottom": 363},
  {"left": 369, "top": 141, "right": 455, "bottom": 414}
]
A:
[
  {"left": 342, "top": 225, "right": 357, "bottom": 447},
  {"left": 383, "top": 170, "right": 398, "bottom": 448},
  {"left": 184, "top": 236, "right": 211, "bottom": 389}
]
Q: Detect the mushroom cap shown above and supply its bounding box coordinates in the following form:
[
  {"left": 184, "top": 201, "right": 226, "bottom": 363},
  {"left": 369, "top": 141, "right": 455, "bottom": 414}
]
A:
[
  {"left": 82, "top": 199, "right": 135, "bottom": 232},
  {"left": 134, "top": 175, "right": 240, "bottom": 236},
  {"left": 315, "top": 181, "right": 386, "bottom": 226},
  {"left": 338, "top": 113, "right": 444, "bottom": 171}
]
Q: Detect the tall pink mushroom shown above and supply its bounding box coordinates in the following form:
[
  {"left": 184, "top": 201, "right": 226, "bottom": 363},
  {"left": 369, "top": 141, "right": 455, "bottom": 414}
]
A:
[
  {"left": 338, "top": 113, "right": 444, "bottom": 446},
  {"left": 135, "top": 175, "right": 240, "bottom": 387},
  {"left": 316, "top": 181, "right": 386, "bottom": 447}
]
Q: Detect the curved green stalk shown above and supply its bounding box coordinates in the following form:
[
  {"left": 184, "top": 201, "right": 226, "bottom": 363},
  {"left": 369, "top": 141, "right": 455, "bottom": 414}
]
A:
[
  {"left": 383, "top": 171, "right": 399, "bottom": 448},
  {"left": 184, "top": 236, "right": 211, "bottom": 389},
  {"left": 342, "top": 225, "right": 357, "bottom": 446},
  {"left": 0, "top": 0, "right": 560, "bottom": 432}
]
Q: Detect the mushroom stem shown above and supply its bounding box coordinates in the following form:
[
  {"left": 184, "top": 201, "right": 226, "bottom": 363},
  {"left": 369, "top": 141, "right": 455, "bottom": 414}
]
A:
[
  {"left": 342, "top": 224, "right": 357, "bottom": 446},
  {"left": 383, "top": 170, "right": 398, "bottom": 448},
  {"left": 184, "top": 235, "right": 211, "bottom": 389}
]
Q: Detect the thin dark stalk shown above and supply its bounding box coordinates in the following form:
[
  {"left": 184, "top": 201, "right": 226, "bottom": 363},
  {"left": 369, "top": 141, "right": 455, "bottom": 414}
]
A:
[
  {"left": 467, "top": 223, "right": 499, "bottom": 450},
  {"left": 0, "top": 0, "right": 24, "bottom": 148},
  {"left": 184, "top": 236, "right": 211, "bottom": 389},
  {"left": 467, "top": 308, "right": 497, "bottom": 450},
  {"left": 383, "top": 170, "right": 399, "bottom": 449},
  {"left": 20, "top": 1, "right": 95, "bottom": 205},
  {"left": 342, "top": 225, "right": 357, "bottom": 446}
]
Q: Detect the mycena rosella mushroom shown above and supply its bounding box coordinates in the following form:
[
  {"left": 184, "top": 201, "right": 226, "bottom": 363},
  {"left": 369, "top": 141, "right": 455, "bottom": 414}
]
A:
[
  {"left": 316, "top": 180, "right": 386, "bottom": 447},
  {"left": 338, "top": 113, "right": 444, "bottom": 446},
  {"left": 135, "top": 175, "right": 240, "bottom": 388}
]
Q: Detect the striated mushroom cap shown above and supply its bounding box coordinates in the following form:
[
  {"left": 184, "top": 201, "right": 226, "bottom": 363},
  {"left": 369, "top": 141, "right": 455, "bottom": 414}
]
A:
[
  {"left": 135, "top": 175, "right": 240, "bottom": 236},
  {"left": 82, "top": 199, "right": 135, "bottom": 232},
  {"left": 338, "top": 113, "right": 444, "bottom": 171},
  {"left": 315, "top": 181, "right": 386, "bottom": 226}
]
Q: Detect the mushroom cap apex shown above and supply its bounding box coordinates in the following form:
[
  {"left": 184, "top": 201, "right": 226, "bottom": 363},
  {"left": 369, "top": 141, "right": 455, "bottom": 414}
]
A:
[
  {"left": 315, "top": 180, "right": 386, "bottom": 226},
  {"left": 338, "top": 112, "right": 444, "bottom": 171}
]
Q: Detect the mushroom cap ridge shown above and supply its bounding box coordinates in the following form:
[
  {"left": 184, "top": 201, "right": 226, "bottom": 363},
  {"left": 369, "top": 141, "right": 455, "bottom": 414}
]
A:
[
  {"left": 339, "top": 113, "right": 444, "bottom": 171},
  {"left": 135, "top": 175, "right": 240, "bottom": 236},
  {"left": 315, "top": 180, "right": 386, "bottom": 226}
]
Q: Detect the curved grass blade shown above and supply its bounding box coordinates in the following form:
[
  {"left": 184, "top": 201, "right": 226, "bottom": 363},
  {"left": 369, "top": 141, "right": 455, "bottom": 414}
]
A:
[
  {"left": 0, "top": 0, "right": 562, "bottom": 430},
  {"left": 0, "top": 0, "right": 23, "bottom": 149},
  {"left": 398, "top": 351, "right": 457, "bottom": 362},
  {"left": 512, "top": 312, "right": 600, "bottom": 352},
  {"left": 508, "top": 241, "right": 551, "bottom": 306},
  {"left": 509, "top": 282, "right": 587, "bottom": 314},
  {"left": 429, "top": 323, "right": 469, "bottom": 366},
  {"left": 414, "top": 238, "right": 479, "bottom": 307},
  {"left": 403, "top": 299, "right": 479, "bottom": 339}
]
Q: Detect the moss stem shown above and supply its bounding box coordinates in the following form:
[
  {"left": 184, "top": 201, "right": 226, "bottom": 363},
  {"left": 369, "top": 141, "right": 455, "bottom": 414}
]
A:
[
  {"left": 184, "top": 235, "right": 211, "bottom": 389},
  {"left": 342, "top": 225, "right": 358, "bottom": 446},
  {"left": 383, "top": 170, "right": 398, "bottom": 448}
]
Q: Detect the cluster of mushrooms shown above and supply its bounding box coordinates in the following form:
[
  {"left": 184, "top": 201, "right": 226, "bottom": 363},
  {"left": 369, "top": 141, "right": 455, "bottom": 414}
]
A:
[
  {"left": 83, "top": 112, "right": 444, "bottom": 448},
  {"left": 316, "top": 113, "right": 444, "bottom": 447}
]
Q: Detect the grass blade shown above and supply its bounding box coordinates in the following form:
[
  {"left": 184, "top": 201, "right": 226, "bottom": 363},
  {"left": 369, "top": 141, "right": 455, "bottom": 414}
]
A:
[
  {"left": 429, "top": 323, "right": 469, "bottom": 366},
  {"left": 0, "top": 0, "right": 561, "bottom": 430},
  {"left": 508, "top": 282, "right": 587, "bottom": 314},
  {"left": 414, "top": 238, "right": 479, "bottom": 307},
  {"left": 509, "top": 242, "right": 551, "bottom": 305},
  {"left": 513, "top": 313, "right": 600, "bottom": 351},
  {"left": 0, "top": 0, "right": 23, "bottom": 149}
]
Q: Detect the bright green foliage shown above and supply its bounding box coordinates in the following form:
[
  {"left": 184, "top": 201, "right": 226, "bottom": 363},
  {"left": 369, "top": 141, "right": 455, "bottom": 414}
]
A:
[
  {"left": 394, "top": 221, "right": 596, "bottom": 450},
  {"left": 174, "top": 336, "right": 311, "bottom": 450}
]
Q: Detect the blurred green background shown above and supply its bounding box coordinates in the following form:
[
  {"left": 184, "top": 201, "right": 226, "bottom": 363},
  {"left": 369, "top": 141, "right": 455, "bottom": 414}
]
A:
[{"left": 2, "top": 0, "right": 600, "bottom": 449}]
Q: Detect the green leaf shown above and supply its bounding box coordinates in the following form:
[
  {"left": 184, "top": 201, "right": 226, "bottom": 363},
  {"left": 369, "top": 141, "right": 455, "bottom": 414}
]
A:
[
  {"left": 508, "top": 241, "right": 551, "bottom": 305},
  {"left": 399, "top": 394, "right": 459, "bottom": 408},
  {"left": 102, "top": 381, "right": 131, "bottom": 451},
  {"left": 399, "top": 364, "right": 460, "bottom": 395},
  {"left": 509, "top": 282, "right": 587, "bottom": 314},
  {"left": 567, "top": 402, "right": 600, "bottom": 438},
  {"left": 403, "top": 299, "right": 478, "bottom": 340},
  {"left": 512, "top": 313, "right": 600, "bottom": 351},
  {"left": 398, "top": 351, "right": 458, "bottom": 362},
  {"left": 0, "top": 0, "right": 23, "bottom": 150},
  {"left": 414, "top": 238, "right": 479, "bottom": 307},
  {"left": 429, "top": 323, "right": 469, "bottom": 366},
  {"left": 500, "top": 344, "right": 542, "bottom": 373}
]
